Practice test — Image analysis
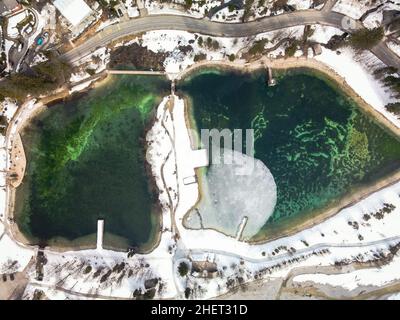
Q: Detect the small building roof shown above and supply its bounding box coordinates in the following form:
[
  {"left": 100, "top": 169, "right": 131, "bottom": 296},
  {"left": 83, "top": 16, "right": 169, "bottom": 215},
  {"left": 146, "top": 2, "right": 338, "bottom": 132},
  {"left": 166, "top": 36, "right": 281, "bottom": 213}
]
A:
[{"left": 53, "top": 0, "right": 93, "bottom": 27}]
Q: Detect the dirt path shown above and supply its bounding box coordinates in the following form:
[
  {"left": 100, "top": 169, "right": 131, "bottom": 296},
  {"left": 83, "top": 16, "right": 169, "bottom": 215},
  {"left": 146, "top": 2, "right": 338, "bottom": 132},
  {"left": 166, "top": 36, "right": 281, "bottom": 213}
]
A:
[{"left": 8, "top": 133, "right": 25, "bottom": 188}]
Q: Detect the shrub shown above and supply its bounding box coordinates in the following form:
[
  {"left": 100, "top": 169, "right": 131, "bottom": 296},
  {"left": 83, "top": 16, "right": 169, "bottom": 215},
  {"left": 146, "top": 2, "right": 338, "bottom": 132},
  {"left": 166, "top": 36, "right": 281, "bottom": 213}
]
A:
[
  {"left": 178, "top": 262, "right": 189, "bottom": 276},
  {"left": 193, "top": 53, "right": 207, "bottom": 62},
  {"left": 211, "top": 40, "right": 220, "bottom": 50},
  {"left": 285, "top": 41, "right": 298, "bottom": 57},
  {"left": 385, "top": 102, "right": 400, "bottom": 115},
  {"left": 184, "top": 0, "right": 192, "bottom": 9},
  {"left": 248, "top": 39, "right": 268, "bottom": 55}
]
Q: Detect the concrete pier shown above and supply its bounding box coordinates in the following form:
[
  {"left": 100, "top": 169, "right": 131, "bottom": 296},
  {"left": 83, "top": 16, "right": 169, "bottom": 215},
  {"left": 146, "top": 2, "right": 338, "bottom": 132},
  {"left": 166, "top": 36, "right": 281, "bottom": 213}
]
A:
[
  {"left": 236, "top": 216, "right": 248, "bottom": 241},
  {"left": 267, "top": 67, "right": 276, "bottom": 86},
  {"left": 96, "top": 219, "right": 104, "bottom": 250}
]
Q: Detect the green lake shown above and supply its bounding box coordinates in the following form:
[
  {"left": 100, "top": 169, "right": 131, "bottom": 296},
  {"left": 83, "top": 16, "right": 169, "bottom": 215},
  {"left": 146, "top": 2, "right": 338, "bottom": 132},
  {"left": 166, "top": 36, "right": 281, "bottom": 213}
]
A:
[
  {"left": 178, "top": 68, "right": 400, "bottom": 239},
  {"left": 15, "top": 68, "right": 400, "bottom": 247},
  {"left": 15, "top": 75, "right": 169, "bottom": 250}
]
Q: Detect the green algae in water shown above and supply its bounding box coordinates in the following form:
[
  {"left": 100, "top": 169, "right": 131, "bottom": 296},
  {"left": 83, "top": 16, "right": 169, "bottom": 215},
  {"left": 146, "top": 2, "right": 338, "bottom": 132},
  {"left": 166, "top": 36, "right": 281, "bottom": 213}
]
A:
[
  {"left": 179, "top": 69, "right": 400, "bottom": 234},
  {"left": 16, "top": 75, "right": 169, "bottom": 249}
]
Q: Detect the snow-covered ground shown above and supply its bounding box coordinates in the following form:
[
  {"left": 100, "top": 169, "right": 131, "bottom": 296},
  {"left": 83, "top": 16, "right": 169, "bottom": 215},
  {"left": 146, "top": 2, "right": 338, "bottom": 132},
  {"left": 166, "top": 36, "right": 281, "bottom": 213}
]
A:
[
  {"left": 387, "top": 292, "right": 400, "bottom": 300},
  {"left": 117, "top": 30, "right": 248, "bottom": 73},
  {"left": 0, "top": 99, "right": 19, "bottom": 123},
  {"left": 333, "top": 0, "right": 381, "bottom": 20},
  {"left": 333, "top": 0, "right": 400, "bottom": 29},
  {"left": 6, "top": 10, "right": 30, "bottom": 38},
  {"left": 363, "top": 2, "right": 400, "bottom": 29},
  {"left": 0, "top": 234, "right": 33, "bottom": 273},
  {"left": 144, "top": 0, "right": 314, "bottom": 22},
  {"left": 72, "top": 47, "right": 110, "bottom": 77},
  {"left": 387, "top": 41, "right": 400, "bottom": 58},
  {"left": 124, "top": 0, "right": 140, "bottom": 18},
  {"left": 315, "top": 47, "right": 400, "bottom": 127},
  {"left": 293, "top": 254, "right": 400, "bottom": 290},
  {"left": 308, "top": 25, "right": 344, "bottom": 44}
]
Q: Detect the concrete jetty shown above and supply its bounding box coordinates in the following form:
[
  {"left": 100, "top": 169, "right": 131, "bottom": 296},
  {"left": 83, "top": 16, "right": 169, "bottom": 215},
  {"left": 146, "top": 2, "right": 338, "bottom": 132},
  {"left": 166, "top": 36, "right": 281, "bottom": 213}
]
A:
[{"left": 96, "top": 219, "right": 104, "bottom": 250}]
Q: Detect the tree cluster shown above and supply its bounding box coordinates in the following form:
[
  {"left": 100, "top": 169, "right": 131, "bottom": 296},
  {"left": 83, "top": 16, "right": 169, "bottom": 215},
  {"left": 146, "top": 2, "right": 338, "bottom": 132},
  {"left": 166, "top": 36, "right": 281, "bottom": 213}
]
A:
[{"left": 0, "top": 53, "right": 72, "bottom": 102}]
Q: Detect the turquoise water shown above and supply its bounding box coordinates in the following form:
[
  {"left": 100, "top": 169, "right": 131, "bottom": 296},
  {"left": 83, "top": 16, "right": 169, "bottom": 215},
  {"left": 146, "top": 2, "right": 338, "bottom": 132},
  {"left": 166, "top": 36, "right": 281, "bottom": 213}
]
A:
[
  {"left": 16, "top": 75, "right": 169, "bottom": 249},
  {"left": 179, "top": 68, "right": 400, "bottom": 235}
]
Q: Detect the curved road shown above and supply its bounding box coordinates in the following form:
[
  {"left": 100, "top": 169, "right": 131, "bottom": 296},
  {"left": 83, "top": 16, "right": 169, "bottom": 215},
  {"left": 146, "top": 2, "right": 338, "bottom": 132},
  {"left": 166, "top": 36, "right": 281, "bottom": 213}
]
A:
[{"left": 61, "top": 11, "right": 400, "bottom": 69}]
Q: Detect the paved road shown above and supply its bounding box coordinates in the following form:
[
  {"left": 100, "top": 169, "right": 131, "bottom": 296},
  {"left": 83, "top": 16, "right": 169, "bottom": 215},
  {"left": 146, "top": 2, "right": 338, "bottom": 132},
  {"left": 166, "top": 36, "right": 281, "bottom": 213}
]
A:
[{"left": 61, "top": 11, "right": 400, "bottom": 69}]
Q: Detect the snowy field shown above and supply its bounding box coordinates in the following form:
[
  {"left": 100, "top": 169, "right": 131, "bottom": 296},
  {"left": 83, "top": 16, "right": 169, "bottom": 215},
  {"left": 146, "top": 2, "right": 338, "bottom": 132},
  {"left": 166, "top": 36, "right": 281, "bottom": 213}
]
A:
[{"left": 293, "top": 254, "right": 400, "bottom": 290}]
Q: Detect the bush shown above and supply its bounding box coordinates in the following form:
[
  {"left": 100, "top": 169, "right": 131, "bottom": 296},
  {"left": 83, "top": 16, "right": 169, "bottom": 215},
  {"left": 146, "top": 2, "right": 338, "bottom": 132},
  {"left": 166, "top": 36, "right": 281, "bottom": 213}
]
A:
[
  {"left": 248, "top": 39, "right": 268, "bottom": 55},
  {"left": 184, "top": 287, "right": 191, "bottom": 299},
  {"left": 228, "top": 54, "right": 235, "bottom": 62},
  {"left": 184, "top": 0, "right": 192, "bottom": 9},
  {"left": 385, "top": 102, "right": 400, "bottom": 115},
  {"left": 243, "top": 0, "right": 255, "bottom": 22},
  {"left": 178, "top": 262, "right": 189, "bottom": 277},
  {"left": 85, "top": 68, "right": 96, "bottom": 76},
  {"left": 211, "top": 40, "right": 220, "bottom": 50},
  {"left": 285, "top": 41, "right": 298, "bottom": 57},
  {"left": 193, "top": 53, "right": 207, "bottom": 62},
  {"left": 228, "top": 4, "right": 236, "bottom": 12},
  {"left": 273, "top": 0, "right": 288, "bottom": 11},
  {"left": 384, "top": 75, "right": 400, "bottom": 93},
  {"left": 373, "top": 66, "right": 398, "bottom": 78},
  {"left": 349, "top": 27, "right": 384, "bottom": 50}
]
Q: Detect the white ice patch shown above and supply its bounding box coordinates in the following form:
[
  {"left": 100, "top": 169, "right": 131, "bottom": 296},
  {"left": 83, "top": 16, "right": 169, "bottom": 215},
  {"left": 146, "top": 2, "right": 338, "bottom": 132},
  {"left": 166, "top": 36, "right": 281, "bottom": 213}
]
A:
[{"left": 188, "top": 149, "right": 277, "bottom": 240}]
